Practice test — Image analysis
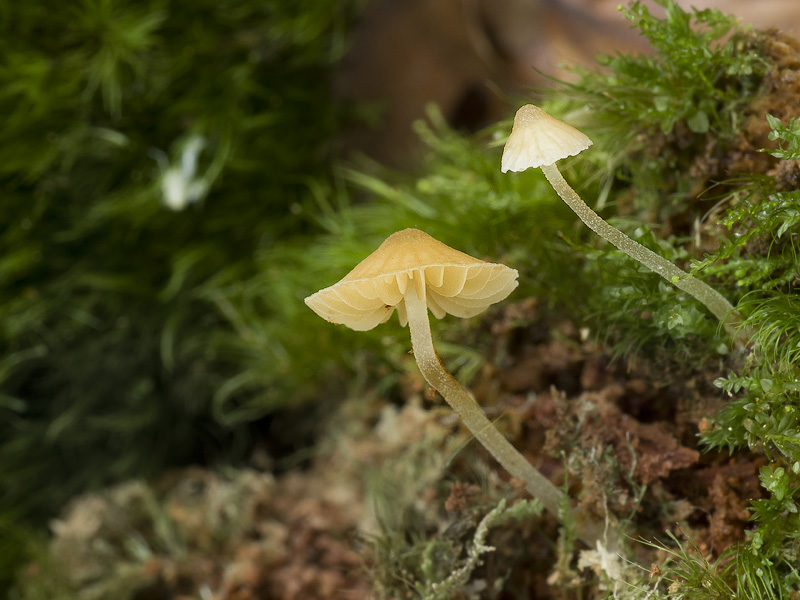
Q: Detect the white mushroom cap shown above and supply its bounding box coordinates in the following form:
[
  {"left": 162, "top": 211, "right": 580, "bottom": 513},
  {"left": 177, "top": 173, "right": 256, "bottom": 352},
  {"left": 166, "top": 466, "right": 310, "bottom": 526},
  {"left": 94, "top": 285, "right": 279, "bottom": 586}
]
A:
[
  {"left": 304, "top": 228, "right": 519, "bottom": 331},
  {"left": 501, "top": 104, "right": 592, "bottom": 173}
]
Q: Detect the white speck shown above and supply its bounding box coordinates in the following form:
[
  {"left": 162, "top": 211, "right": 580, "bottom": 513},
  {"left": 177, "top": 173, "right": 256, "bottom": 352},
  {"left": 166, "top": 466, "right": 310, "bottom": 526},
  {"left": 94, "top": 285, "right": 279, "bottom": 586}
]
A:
[{"left": 150, "top": 135, "right": 212, "bottom": 211}]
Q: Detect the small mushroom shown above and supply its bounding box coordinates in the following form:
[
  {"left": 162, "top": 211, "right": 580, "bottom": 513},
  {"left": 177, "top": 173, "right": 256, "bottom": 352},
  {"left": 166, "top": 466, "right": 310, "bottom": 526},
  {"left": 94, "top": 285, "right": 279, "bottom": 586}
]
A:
[
  {"left": 502, "top": 104, "right": 744, "bottom": 343},
  {"left": 305, "top": 228, "right": 607, "bottom": 546}
]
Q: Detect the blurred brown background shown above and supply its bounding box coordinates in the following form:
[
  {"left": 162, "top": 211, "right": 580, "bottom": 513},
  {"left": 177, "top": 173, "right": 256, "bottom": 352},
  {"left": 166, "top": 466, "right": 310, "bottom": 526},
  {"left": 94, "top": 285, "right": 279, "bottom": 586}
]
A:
[{"left": 335, "top": 0, "right": 800, "bottom": 163}]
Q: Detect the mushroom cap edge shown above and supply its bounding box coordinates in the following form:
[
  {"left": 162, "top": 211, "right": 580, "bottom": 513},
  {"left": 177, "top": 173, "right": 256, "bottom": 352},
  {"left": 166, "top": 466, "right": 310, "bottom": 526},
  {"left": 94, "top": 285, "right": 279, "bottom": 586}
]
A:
[
  {"left": 501, "top": 104, "right": 593, "bottom": 172},
  {"left": 304, "top": 229, "right": 519, "bottom": 331}
]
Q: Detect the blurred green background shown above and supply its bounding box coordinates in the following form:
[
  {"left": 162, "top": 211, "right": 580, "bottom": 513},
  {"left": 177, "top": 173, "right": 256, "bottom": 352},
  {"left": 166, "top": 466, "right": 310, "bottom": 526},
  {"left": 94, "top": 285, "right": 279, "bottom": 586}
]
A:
[{"left": 0, "top": 0, "right": 369, "bottom": 528}]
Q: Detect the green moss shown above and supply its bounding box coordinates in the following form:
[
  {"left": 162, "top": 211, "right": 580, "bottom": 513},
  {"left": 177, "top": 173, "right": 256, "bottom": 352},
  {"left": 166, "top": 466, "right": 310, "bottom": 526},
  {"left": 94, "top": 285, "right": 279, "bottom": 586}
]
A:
[
  {"left": 563, "top": 0, "right": 768, "bottom": 217},
  {"left": 0, "top": 0, "right": 364, "bottom": 524},
  {"left": 559, "top": 4, "right": 799, "bottom": 594}
]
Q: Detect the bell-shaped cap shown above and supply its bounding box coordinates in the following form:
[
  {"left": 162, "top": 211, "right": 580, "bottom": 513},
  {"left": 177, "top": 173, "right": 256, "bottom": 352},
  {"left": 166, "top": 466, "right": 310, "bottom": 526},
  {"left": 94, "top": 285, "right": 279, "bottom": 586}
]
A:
[
  {"left": 501, "top": 104, "right": 592, "bottom": 173},
  {"left": 305, "top": 229, "right": 519, "bottom": 331}
]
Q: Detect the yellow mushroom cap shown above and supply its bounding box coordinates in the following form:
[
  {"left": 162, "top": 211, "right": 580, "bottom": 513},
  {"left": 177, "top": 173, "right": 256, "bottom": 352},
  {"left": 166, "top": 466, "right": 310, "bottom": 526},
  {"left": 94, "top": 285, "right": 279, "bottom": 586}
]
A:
[
  {"left": 304, "top": 228, "right": 519, "bottom": 331},
  {"left": 501, "top": 104, "right": 592, "bottom": 173}
]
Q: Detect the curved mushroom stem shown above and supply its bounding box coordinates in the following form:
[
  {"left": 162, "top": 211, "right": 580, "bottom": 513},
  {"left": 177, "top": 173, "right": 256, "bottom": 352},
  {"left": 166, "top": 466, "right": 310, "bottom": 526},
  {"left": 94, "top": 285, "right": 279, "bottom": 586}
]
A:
[
  {"left": 404, "top": 284, "right": 612, "bottom": 548},
  {"left": 540, "top": 163, "right": 747, "bottom": 346}
]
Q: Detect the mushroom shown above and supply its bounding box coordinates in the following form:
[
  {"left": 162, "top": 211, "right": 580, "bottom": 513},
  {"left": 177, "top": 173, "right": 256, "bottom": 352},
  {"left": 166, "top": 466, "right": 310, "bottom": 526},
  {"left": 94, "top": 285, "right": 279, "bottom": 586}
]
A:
[
  {"left": 305, "top": 228, "right": 608, "bottom": 546},
  {"left": 502, "top": 104, "right": 744, "bottom": 343}
]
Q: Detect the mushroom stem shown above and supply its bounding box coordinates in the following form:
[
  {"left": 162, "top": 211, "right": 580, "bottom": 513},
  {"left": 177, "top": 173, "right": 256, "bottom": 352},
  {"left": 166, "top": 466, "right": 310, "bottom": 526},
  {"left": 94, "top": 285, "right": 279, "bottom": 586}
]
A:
[
  {"left": 540, "top": 163, "right": 745, "bottom": 344},
  {"left": 404, "top": 284, "right": 610, "bottom": 548}
]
